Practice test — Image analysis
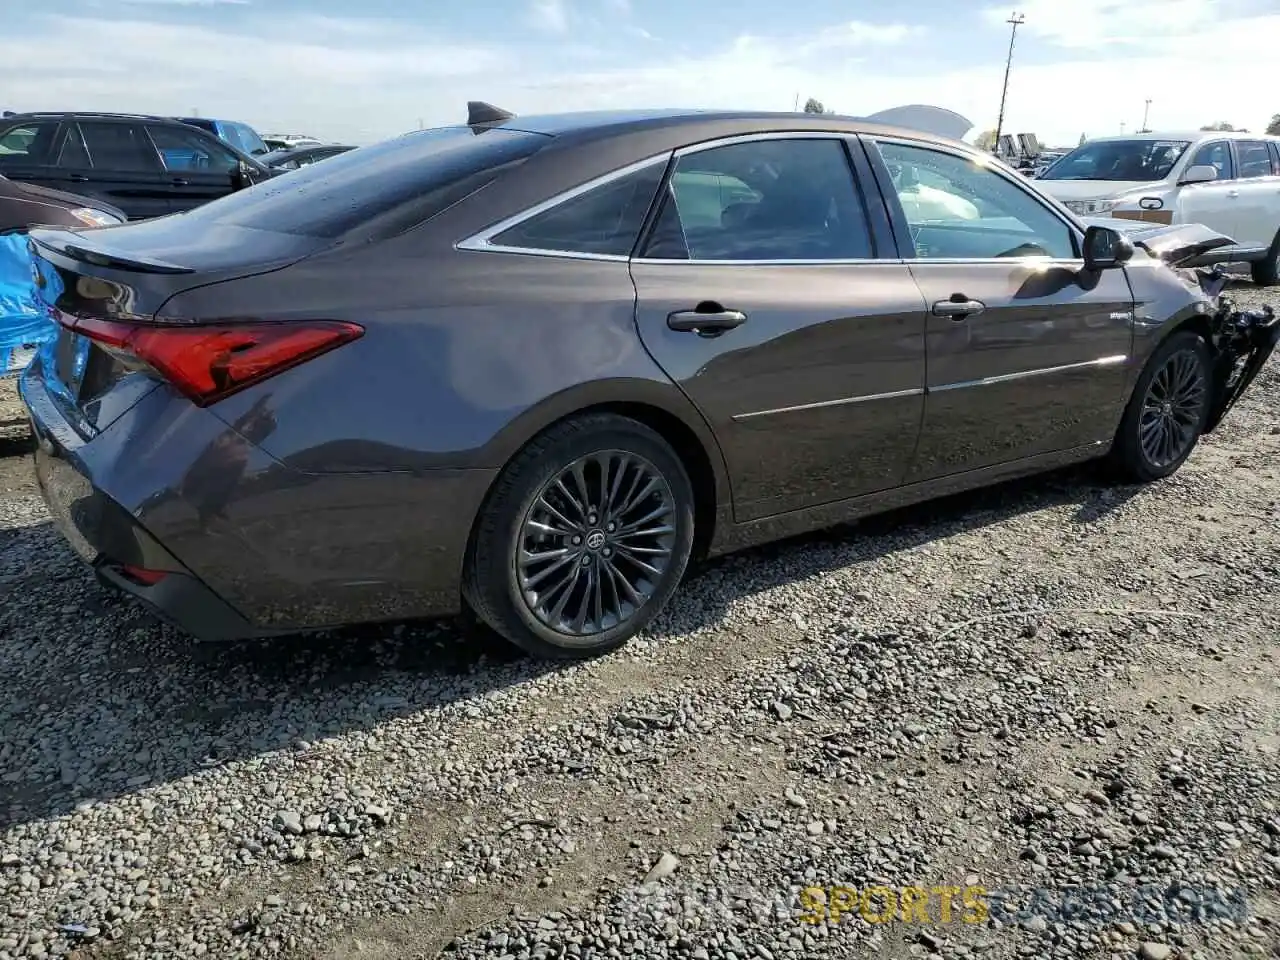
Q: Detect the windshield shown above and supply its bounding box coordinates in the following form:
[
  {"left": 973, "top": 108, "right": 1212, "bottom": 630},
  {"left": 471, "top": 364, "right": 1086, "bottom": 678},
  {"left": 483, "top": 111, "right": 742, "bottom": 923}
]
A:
[{"left": 1039, "top": 139, "right": 1190, "bottom": 181}]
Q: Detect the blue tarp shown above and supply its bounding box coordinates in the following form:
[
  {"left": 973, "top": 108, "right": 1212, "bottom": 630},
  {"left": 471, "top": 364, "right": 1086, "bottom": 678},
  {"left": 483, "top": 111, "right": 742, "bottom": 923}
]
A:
[{"left": 0, "top": 233, "right": 53, "bottom": 374}]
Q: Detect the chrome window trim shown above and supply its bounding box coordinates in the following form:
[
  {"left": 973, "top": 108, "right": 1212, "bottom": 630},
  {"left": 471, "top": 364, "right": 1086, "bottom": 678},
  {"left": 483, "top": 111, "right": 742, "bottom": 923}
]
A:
[
  {"left": 866, "top": 134, "right": 1088, "bottom": 251},
  {"left": 455, "top": 152, "right": 672, "bottom": 260},
  {"left": 671, "top": 129, "right": 857, "bottom": 158},
  {"left": 639, "top": 256, "right": 1087, "bottom": 267}
]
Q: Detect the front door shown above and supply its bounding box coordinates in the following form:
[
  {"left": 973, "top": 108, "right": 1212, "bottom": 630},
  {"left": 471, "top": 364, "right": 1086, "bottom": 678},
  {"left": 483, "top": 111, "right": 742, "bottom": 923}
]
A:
[
  {"left": 630, "top": 135, "right": 928, "bottom": 522},
  {"left": 1227, "top": 139, "right": 1280, "bottom": 251},
  {"left": 864, "top": 137, "right": 1136, "bottom": 480},
  {"left": 144, "top": 124, "right": 242, "bottom": 212},
  {"left": 1177, "top": 139, "right": 1242, "bottom": 245}
]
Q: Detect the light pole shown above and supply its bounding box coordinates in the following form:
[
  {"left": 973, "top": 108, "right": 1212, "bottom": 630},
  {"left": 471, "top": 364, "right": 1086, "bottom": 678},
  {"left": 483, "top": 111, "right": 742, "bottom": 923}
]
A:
[
  {"left": 992, "top": 11, "right": 1025, "bottom": 154},
  {"left": 1140, "top": 99, "right": 1152, "bottom": 132}
]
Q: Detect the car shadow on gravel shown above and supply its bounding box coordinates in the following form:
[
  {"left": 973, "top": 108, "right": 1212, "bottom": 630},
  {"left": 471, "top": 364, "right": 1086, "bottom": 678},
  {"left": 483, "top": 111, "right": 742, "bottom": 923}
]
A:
[{"left": 0, "top": 459, "right": 1140, "bottom": 830}]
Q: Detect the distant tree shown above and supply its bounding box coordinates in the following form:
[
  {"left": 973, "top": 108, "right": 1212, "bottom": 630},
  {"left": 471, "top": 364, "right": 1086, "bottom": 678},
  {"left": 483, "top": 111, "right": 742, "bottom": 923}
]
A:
[
  {"left": 973, "top": 128, "right": 998, "bottom": 151},
  {"left": 803, "top": 97, "right": 825, "bottom": 114},
  {"left": 1200, "top": 121, "right": 1239, "bottom": 131},
  {"left": 1266, "top": 114, "right": 1280, "bottom": 136}
]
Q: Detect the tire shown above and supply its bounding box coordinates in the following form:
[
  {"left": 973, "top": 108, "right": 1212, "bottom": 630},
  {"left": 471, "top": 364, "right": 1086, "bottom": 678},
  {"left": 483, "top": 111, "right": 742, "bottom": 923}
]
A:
[
  {"left": 463, "top": 413, "right": 696, "bottom": 660},
  {"left": 1109, "top": 330, "right": 1212, "bottom": 484},
  {"left": 1250, "top": 234, "right": 1280, "bottom": 286}
]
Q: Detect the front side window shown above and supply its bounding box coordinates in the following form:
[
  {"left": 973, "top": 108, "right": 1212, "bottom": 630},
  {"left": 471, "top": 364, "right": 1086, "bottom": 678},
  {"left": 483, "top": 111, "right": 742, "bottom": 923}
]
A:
[
  {"left": 0, "top": 121, "right": 59, "bottom": 163},
  {"left": 146, "top": 125, "right": 239, "bottom": 174},
  {"left": 1188, "top": 141, "right": 1233, "bottom": 180},
  {"left": 877, "top": 141, "right": 1076, "bottom": 260},
  {"left": 640, "top": 138, "right": 874, "bottom": 261},
  {"left": 1038, "top": 139, "right": 1189, "bottom": 182},
  {"left": 491, "top": 160, "right": 665, "bottom": 256},
  {"left": 1235, "top": 140, "right": 1275, "bottom": 179},
  {"left": 77, "top": 122, "right": 158, "bottom": 172}
]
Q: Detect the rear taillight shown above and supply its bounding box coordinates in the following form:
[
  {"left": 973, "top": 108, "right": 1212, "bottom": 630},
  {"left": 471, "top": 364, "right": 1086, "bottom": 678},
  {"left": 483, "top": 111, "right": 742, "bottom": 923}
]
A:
[{"left": 54, "top": 314, "right": 363, "bottom": 406}]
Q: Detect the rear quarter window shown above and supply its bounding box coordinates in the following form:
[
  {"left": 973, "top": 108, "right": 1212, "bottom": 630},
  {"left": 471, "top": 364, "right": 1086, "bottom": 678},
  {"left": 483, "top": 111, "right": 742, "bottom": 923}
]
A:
[{"left": 173, "top": 127, "right": 548, "bottom": 238}]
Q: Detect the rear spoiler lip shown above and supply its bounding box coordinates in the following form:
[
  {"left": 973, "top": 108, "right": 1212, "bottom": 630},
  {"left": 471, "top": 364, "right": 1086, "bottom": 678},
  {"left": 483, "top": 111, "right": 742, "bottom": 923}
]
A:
[{"left": 27, "top": 229, "right": 195, "bottom": 275}]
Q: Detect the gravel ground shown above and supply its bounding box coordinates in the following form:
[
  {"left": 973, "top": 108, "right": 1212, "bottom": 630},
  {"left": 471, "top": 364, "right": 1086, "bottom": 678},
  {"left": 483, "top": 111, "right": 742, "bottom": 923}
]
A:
[{"left": 1, "top": 284, "right": 1278, "bottom": 960}]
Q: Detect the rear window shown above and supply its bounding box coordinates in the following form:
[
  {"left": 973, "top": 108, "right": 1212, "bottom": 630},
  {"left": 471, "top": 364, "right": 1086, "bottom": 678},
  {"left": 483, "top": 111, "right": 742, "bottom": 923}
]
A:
[{"left": 172, "top": 127, "right": 548, "bottom": 238}]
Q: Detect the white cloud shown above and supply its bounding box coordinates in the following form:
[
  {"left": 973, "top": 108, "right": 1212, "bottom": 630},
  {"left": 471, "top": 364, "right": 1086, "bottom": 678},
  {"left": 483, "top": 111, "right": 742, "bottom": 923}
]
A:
[
  {"left": 983, "top": 0, "right": 1218, "bottom": 48},
  {"left": 528, "top": 0, "right": 571, "bottom": 34},
  {"left": 4, "top": 7, "right": 1278, "bottom": 148},
  {"left": 118, "top": 0, "right": 250, "bottom": 5}
]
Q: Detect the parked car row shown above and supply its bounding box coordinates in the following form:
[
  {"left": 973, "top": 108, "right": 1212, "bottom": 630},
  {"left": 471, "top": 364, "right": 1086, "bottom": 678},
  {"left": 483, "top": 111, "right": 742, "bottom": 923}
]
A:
[
  {"left": 0, "top": 111, "right": 353, "bottom": 221},
  {"left": 1036, "top": 130, "right": 1280, "bottom": 285},
  {"left": 12, "top": 101, "right": 1279, "bottom": 660}
]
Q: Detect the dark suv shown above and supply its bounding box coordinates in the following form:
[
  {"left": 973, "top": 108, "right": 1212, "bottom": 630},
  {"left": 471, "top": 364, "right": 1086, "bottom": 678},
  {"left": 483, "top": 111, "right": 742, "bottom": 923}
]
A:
[{"left": 0, "top": 112, "right": 271, "bottom": 220}]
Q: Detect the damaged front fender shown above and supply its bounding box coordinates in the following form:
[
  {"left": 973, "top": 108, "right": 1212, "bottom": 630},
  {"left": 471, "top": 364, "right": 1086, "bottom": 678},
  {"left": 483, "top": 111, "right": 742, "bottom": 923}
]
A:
[
  {"left": 1198, "top": 282, "right": 1279, "bottom": 433},
  {"left": 1086, "top": 216, "right": 1280, "bottom": 433}
]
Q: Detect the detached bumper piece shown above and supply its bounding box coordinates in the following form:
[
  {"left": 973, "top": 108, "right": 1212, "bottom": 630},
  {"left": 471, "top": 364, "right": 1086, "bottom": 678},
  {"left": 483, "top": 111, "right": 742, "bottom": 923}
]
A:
[{"left": 1200, "top": 278, "right": 1279, "bottom": 433}]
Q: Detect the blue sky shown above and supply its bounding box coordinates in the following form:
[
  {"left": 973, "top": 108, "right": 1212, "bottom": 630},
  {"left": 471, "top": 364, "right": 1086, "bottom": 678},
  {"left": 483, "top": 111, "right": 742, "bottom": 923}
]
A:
[{"left": 6, "top": 0, "right": 1280, "bottom": 146}]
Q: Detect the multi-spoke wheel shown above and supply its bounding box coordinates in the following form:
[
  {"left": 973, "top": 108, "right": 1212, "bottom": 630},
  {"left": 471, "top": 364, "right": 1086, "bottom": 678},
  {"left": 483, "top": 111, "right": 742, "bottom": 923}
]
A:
[
  {"left": 1111, "top": 331, "right": 1212, "bottom": 483},
  {"left": 464, "top": 414, "right": 695, "bottom": 659}
]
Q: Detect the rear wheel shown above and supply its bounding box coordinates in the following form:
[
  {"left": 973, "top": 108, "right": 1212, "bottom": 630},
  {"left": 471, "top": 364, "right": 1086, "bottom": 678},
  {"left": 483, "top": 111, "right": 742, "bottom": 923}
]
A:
[
  {"left": 463, "top": 413, "right": 695, "bottom": 660},
  {"left": 1110, "top": 330, "right": 1212, "bottom": 483}
]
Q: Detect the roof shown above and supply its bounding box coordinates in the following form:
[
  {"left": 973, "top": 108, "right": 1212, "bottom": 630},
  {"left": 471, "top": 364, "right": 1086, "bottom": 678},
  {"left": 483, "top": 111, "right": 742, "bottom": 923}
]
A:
[
  {"left": 2, "top": 111, "right": 194, "bottom": 125},
  {"left": 469, "top": 106, "right": 976, "bottom": 153},
  {"left": 1085, "top": 129, "right": 1280, "bottom": 143}
]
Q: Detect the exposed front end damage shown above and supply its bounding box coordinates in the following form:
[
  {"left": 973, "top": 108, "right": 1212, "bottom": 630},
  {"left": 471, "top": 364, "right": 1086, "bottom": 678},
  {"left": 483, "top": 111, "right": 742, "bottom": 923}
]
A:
[
  {"left": 1088, "top": 218, "right": 1280, "bottom": 435},
  {"left": 1190, "top": 268, "right": 1278, "bottom": 433}
]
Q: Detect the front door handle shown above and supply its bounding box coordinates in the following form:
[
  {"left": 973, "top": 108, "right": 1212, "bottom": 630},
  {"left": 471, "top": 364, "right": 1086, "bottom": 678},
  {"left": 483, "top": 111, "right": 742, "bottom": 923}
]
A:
[
  {"left": 171, "top": 178, "right": 190, "bottom": 186},
  {"left": 68, "top": 174, "right": 89, "bottom": 182},
  {"left": 932, "top": 297, "right": 986, "bottom": 319},
  {"left": 667, "top": 308, "right": 747, "bottom": 335}
]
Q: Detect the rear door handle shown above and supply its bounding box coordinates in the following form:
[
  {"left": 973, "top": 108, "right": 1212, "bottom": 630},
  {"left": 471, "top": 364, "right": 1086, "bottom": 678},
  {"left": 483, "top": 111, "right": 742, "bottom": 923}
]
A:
[
  {"left": 932, "top": 297, "right": 986, "bottom": 319},
  {"left": 1226, "top": 190, "right": 1239, "bottom": 198},
  {"left": 170, "top": 178, "right": 190, "bottom": 186},
  {"left": 667, "top": 308, "right": 747, "bottom": 335},
  {"left": 68, "top": 174, "right": 89, "bottom": 182}
]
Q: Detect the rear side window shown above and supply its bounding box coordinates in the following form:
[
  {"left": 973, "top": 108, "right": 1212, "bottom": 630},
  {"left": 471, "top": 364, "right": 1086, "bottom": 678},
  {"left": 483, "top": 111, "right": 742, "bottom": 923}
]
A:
[
  {"left": 1236, "top": 140, "right": 1274, "bottom": 179},
  {"left": 0, "top": 121, "right": 59, "bottom": 164},
  {"left": 77, "top": 122, "right": 158, "bottom": 172},
  {"left": 173, "top": 127, "right": 548, "bottom": 238},
  {"left": 490, "top": 161, "right": 665, "bottom": 256}
]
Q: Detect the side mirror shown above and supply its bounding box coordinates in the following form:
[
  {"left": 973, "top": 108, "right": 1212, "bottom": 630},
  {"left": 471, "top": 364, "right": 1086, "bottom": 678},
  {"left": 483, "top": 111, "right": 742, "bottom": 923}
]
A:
[
  {"left": 1179, "top": 163, "right": 1218, "bottom": 185},
  {"left": 1082, "top": 225, "right": 1135, "bottom": 271},
  {"left": 230, "top": 160, "right": 257, "bottom": 190}
]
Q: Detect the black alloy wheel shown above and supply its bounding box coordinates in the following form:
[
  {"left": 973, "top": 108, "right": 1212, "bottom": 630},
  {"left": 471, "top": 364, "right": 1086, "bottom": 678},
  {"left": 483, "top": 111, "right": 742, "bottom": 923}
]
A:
[
  {"left": 1111, "top": 330, "right": 1212, "bottom": 483},
  {"left": 517, "top": 451, "right": 676, "bottom": 642},
  {"left": 464, "top": 413, "right": 695, "bottom": 659},
  {"left": 1138, "top": 347, "right": 1208, "bottom": 469}
]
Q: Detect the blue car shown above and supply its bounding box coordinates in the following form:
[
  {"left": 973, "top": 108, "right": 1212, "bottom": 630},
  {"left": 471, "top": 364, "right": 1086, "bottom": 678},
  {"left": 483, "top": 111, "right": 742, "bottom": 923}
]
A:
[{"left": 172, "top": 116, "right": 270, "bottom": 158}]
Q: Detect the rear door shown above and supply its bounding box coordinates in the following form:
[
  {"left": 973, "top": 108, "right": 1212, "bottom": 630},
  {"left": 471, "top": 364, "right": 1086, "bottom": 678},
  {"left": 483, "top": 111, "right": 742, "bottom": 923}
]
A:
[
  {"left": 1228, "top": 139, "right": 1280, "bottom": 251},
  {"left": 863, "top": 136, "right": 1135, "bottom": 480},
  {"left": 144, "top": 124, "right": 242, "bottom": 212},
  {"left": 630, "top": 134, "right": 928, "bottom": 522},
  {"left": 74, "top": 120, "right": 172, "bottom": 219}
]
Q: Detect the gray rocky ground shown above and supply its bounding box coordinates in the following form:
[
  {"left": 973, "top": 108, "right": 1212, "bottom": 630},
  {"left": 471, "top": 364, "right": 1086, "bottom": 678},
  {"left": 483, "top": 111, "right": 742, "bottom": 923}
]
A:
[{"left": 0, "top": 284, "right": 1277, "bottom": 960}]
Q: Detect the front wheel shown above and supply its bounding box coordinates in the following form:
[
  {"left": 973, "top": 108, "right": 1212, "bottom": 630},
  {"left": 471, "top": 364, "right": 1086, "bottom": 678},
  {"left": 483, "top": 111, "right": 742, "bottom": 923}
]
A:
[
  {"left": 1109, "top": 330, "right": 1212, "bottom": 483},
  {"left": 463, "top": 413, "right": 695, "bottom": 660}
]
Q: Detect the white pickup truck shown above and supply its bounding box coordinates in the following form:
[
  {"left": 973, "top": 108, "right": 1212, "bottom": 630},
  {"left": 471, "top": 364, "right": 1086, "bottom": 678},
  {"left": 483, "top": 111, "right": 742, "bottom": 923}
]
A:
[{"left": 1036, "top": 130, "right": 1280, "bottom": 285}]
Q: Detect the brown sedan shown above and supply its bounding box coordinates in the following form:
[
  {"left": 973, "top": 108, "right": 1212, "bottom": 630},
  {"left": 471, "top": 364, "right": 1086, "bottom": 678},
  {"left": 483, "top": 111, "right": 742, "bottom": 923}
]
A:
[{"left": 17, "top": 104, "right": 1279, "bottom": 659}]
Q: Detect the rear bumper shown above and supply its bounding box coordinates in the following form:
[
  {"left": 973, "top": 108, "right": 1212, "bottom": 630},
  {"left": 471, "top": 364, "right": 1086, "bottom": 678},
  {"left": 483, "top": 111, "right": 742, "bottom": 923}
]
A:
[
  {"left": 20, "top": 357, "right": 497, "bottom": 639},
  {"left": 25, "top": 381, "right": 272, "bottom": 641}
]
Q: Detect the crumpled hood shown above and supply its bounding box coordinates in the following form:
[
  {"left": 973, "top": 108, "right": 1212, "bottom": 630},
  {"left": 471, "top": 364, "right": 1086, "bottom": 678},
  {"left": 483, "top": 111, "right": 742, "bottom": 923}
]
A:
[{"left": 1081, "top": 216, "right": 1236, "bottom": 268}]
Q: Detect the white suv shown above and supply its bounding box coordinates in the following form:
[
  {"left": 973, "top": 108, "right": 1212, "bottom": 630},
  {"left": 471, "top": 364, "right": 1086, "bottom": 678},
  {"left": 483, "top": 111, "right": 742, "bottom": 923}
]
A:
[{"left": 1037, "top": 130, "right": 1280, "bottom": 285}]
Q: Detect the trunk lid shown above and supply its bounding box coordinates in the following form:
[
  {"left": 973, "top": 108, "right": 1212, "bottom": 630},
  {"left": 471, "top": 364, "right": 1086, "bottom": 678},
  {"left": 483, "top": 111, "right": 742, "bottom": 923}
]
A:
[{"left": 27, "top": 220, "right": 325, "bottom": 436}]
